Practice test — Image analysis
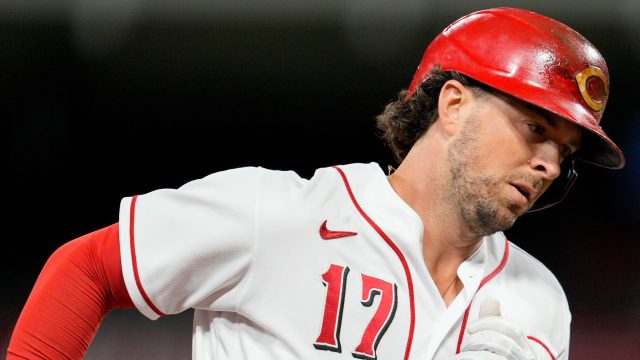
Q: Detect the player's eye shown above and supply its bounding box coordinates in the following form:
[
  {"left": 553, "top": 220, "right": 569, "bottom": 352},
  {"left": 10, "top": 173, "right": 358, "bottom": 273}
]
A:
[
  {"left": 560, "top": 144, "right": 572, "bottom": 159},
  {"left": 528, "top": 122, "right": 546, "bottom": 137}
]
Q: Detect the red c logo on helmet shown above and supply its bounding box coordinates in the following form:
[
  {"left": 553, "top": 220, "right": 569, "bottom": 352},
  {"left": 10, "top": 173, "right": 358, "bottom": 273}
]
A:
[{"left": 575, "top": 67, "right": 608, "bottom": 113}]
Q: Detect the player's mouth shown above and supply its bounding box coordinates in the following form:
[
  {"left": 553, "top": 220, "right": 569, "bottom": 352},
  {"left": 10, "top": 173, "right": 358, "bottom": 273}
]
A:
[{"left": 509, "top": 182, "right": 537, "bottom": 205}]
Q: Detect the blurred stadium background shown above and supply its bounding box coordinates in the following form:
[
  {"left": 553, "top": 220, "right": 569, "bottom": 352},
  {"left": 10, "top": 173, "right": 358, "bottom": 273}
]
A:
[{"left": 2, "top": 0, "right": 639, "bottom": 358}]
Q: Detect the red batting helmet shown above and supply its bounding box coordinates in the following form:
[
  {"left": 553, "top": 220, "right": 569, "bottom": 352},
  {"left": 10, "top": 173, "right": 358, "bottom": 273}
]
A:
[{"left": 407, "top": 7, "right": 625, "bottom": 210}]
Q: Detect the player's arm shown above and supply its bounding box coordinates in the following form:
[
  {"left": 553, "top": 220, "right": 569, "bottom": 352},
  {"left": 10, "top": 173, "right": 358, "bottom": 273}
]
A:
[{"left": 7, "top": 223, "right": 134, "bottom": 359}]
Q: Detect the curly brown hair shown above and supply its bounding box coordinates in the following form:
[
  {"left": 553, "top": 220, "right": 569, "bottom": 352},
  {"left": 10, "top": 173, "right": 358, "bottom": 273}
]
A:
[{"left": 375, "top": 67, "right": 486, "bottom": 164}]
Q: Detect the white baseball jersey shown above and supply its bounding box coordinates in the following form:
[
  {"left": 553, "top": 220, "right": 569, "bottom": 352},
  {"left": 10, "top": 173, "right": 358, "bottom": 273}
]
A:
[{"left": 118, "top": 162, "right": 571, "bottom": 359}]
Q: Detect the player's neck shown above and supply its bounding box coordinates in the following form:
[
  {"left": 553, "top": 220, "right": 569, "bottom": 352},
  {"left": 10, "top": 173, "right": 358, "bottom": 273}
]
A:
[
  {"left": 438, "top": 274, "right": 463, "bottom": 307},
  {"left": 421, "top": 223, "right": 481, "bottom": 305},
  {"left": 388, "top": 138, "right": 484, "bottom": 252},
  {"left": 389, "top": 140, "right": 484, "bottom": 305}
]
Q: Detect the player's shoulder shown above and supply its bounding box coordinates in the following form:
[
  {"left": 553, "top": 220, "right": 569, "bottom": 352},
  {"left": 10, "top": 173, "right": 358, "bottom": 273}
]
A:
[
  {"left": 196, "top": 165, "right": 303, "bottom": 186},
  {"left": 505, "top": 239, "right": 563, "bottom": 288},
  {"left": 485, "top": 233, "right": 569, "bottom": 310},
  {"left": 310, "top": 162, "right": 387, "bottom": 184},
  {"left": 196, "top": 162, "right": 382, "bottom": 192},
  {"left": 258, "top": 161, "right": 384, "bottom": 186}
]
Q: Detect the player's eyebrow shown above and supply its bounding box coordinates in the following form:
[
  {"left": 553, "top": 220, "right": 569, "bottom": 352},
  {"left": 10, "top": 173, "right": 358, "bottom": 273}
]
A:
[
  {"left": 539, "top": 114, "right": 582, "bottom": 150},
  {"left": 522, "top": 101, "right": 582, "bottom": 150},
  {"left": 484, "top": 78, "right": 583, "bottom": 151}
]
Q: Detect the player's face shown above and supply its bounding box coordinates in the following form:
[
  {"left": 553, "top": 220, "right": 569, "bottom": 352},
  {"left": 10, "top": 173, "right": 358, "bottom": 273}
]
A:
[{"left": 446, "top": 89, "right": 582, "bottom": 237}]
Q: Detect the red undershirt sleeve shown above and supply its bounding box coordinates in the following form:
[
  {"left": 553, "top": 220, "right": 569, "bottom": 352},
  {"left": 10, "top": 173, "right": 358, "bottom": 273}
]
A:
[{"left": 7, "top": 223, "right": 134, "bottom": 359}]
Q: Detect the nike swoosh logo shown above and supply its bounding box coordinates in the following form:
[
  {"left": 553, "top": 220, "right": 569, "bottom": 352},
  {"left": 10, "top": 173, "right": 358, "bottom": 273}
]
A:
[{"left": 319, "top": 220, "right": 358, "bottom": 240}]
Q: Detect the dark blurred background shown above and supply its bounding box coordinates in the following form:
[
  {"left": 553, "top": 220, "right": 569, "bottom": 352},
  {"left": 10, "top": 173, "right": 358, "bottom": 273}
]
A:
[{"left": 2, "top": 1, "right": 639, "bottom": 358}]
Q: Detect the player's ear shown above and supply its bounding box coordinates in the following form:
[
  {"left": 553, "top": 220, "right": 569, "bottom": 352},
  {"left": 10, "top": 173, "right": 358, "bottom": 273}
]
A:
[{"left": 437, "top": 79, "right": 468, "bottom": 137}]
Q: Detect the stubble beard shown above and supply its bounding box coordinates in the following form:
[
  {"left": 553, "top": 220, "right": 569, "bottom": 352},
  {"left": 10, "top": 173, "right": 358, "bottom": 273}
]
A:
[{"left": 446, "top": 123, "right": 522, "bottom": 238}]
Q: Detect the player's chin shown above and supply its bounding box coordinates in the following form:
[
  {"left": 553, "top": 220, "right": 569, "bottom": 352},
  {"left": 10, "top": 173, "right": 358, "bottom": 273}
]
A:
[
  {"left": 496, "top": 211, "right": 519, "bottom": 231},
  {"left": 472, "top": 201, "right": 518, "bottom": 235},
  {"left": 508, "top": 198, "right": 529, "bottom": 214},
  {"left": 487, "top": 201, "right": 523, "bottom": 231},
  {"left": 501, "top": 201, "right": 526, "bottom": 225}
]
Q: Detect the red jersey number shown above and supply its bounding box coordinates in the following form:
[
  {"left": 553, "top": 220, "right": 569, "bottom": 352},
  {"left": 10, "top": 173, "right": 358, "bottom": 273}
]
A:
[
  {"left": 314, "top": 264, "right": 398, "bottom": 359},
  {"left": 314, "top": 264, "right": 351, "bottom": 352}
]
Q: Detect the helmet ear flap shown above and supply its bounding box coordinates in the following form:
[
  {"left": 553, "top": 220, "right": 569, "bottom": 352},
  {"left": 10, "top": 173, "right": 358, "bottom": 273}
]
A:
[{"left": 528, "top": 159, "right": 578, "bottom": 212}]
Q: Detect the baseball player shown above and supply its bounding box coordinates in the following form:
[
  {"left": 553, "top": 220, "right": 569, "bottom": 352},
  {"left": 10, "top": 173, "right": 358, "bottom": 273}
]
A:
[{"left": 8, "top": 7, "right": 625, "bottom": 360}]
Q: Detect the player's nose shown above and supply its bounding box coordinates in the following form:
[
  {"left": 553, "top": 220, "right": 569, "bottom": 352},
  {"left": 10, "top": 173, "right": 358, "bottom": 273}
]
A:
[{"left": 529, "top": 141, "right": 562, "bottom": 181}]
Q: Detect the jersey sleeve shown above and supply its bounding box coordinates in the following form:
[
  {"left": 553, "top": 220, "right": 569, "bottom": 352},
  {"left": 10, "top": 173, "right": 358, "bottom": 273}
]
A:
[{"left": 118, "top": 167, "right": 263, "bottom": 320}]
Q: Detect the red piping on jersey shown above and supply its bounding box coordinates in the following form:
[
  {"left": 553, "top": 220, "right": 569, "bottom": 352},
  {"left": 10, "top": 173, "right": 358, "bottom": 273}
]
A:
[
  {"left": 333, "top": 166, "right": 415, "bottom": 360},
  {"left": 129, "top": 195, "right": 166, "bottom": 317},
  {"left": 528, "top": 335, "right": 556, "bottom": 360},
  {"left": 456, "top": 238, "right": 510, "bottom": 354}
]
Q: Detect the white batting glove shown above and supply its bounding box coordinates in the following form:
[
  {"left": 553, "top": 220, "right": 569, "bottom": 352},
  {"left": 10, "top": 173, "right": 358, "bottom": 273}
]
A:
[{"left": 454, "top": 298, "right": 537, "bottom": 360}]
